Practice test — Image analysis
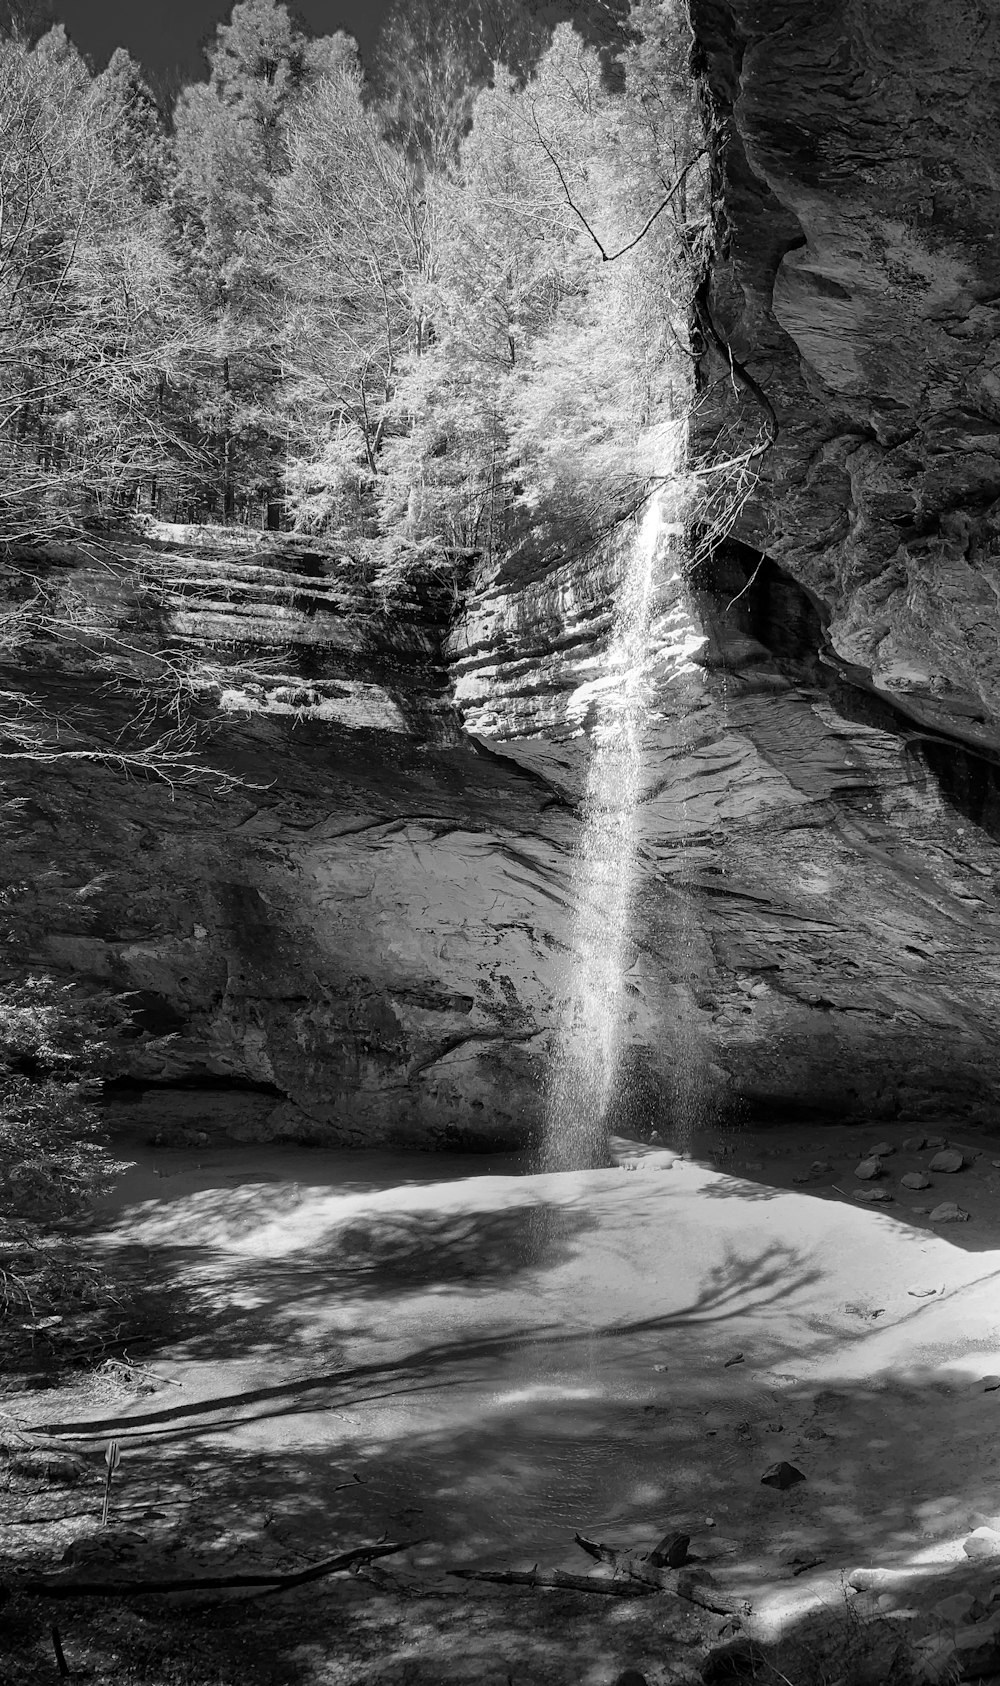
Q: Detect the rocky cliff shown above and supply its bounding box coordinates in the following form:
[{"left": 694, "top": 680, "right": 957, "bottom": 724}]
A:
[{"left": 4, "top": 0, "right": 1000, "bottom": 1147}]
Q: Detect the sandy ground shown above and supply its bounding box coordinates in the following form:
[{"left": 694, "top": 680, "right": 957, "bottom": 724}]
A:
[{"left": 6, "top": 1121, "right": 1000, "bottom": 1683}]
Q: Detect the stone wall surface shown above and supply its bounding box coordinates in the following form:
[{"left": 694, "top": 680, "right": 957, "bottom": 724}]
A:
[
  {"left": 5, "top": 2, "right": 1000, "bottom": 1145},
  {"left": 691, "top": 0, "right": 1000, "bottom": 753}
]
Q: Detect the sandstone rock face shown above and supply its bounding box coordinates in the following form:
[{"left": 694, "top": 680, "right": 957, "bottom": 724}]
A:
[
  {"left": 5, "top": 8, "right": 1000, "bottom": 1146},
  {"left": 691, "top": 0, "right": 1000, "bottom": 757}
]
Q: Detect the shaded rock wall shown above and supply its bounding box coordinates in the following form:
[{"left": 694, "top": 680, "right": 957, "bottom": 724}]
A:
[{"left": 691, "top": 0, "right": 1000, "bottom": 754}]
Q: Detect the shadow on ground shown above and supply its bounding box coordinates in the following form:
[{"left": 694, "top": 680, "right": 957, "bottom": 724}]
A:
[
  {"left": 5, "top": 1363, "right": 1000, "bottom": 1685},
  {"left": 35, "top": 1232, "right": 821, "bottom": 1446},
  {"left": 8, "top": 1153, "right": 1000, "bottom": 1683}
]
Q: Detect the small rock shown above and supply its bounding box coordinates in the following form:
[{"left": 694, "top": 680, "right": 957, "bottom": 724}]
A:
[
  {"left": 911, "top": 1205, "right": 930, "bottom": 1214},
  {"left": 701, "top": 1638, "right": 769, "bottom": 1683},
  {"left": 868, "top": 1141, "right": 895, "bottom": 1157},
  {"left": 723, "top": 1352, "right": 745, "bottom": 1367},
  {"left": 979, "top": 1376, "right": 1000, "bottom": 1392},
  {"left": 930, "top": 1202, "right": 970, "bottom": 1222},
  {"left": 652, "top": 1363, "right": 668, "bottom": 1372},
  {"left": 924, "top": 1134, "right": 948, "bottom": 1149},
  {"left": 902, "top": 1135, "right": 928, "bottom": 1152},
  {"left": 853, "top": 1188, "right": 893, "bottom": 1203},
  {"left": 929, "top": 1149, "right": 965, "bottom": 1173},
  {"left": 760, "top": 1461, "right": 805, "bottom": 1491},
  {"left": 964, "top": 1528, "right": 1000, "bottom": 1559},
  {"left": 810, "top": 1160, "right": 834, "bottom": 1174},
  {"left": 854, "top": 1157, "right": 884, "bottom": 1180},
  {"left": 907, "top": 1286, "right": 938, "bottom": 1297},
  {"left": 901, "top": 1171, "right": 931, "bottom": 1189}
]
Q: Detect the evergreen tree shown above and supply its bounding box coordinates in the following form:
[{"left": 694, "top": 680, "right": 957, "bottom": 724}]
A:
[
  {"left": 262, "top": 59, "right": 431, "bottom": 533},
  {"left": 171, "top": 0, "right": 355, "bottom": 522},
  {"left": 91, "top": 47, "right": 172, "bottom": 206},
  {"left": 0, "top": 27, "right": 211, "bottom": 536}
]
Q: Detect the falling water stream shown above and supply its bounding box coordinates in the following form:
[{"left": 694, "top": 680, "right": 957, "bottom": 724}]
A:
[{"left": 542, "top": 420, "right": 690, "bottom": 1171}]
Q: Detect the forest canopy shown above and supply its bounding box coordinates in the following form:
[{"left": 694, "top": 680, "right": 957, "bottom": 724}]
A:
[{"left": 0, "top": 0, "right": 706, "bottom": 583}]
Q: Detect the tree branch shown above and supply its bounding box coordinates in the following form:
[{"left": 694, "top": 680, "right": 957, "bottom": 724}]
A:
[{"left": 19, "top": 1539, "right": 418, "bottom": 1601}]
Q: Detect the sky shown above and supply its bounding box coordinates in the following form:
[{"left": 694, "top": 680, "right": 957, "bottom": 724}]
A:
[{"left": 38, "top": 1, "right": 391, "bottom": 83}]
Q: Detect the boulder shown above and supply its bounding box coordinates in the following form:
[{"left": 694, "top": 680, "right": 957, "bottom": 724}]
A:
[
  {"left": 910, "top": 1633, "right": 962, "bottom": 1685},
  {"left": 854, "top": 1158, "right": 884, "bottom": 1180},
  {"left": 932, "top": 1590, "right": 988, "bottom": 1626},
  {"left": 954, "top": 1612, "right": 1000, "bottom": 1674},
  {"left": 964, "top": 1528, "right": 1000, "bottom": 1560},
  {"left": 929, "top": 1149, "right": 966, "bottom": 1174}
]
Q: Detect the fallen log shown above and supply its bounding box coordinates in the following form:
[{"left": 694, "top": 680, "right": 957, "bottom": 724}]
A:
[
  {"left": 18, "top": 1539, "right": 416, "bottom": 1601},
  {"left": 573, "top": 1534, "right": 749, "bottom": 1618},
  {"left": 448, "top": 1567, "right": 657, "bottom": 1597},
  {"left": 574, "top": 1534, "right": 666, "bottom": 1586},
  {"left": 673, "top": 1570, "right": 750, "bottom": 1620}
]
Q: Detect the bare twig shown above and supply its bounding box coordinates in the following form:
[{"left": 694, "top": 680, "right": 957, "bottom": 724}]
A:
[{"left": 104, "top": 1353, "right": 183, "bottom": 1389}]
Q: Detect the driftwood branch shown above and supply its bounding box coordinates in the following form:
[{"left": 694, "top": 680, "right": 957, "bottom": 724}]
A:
[
  {"left": 19, "top": 1539, "right": 417, "bottom": 1601},
  {"left": 449, "top": 1566, "right": 656, "bottom": 1597},
  {"left": 573, "top": 1534, "right": 749, "bottom": 1618},
  {"left": 574, "top": 1533, "right": 667, "bottom": 1586},
  {"left": 447, "top": 1532, "right": 749, "bottom": 1619}
]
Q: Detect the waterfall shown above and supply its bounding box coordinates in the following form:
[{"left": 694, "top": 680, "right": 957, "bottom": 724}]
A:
[{"left": 542, "top": 420, "right": 689, "bottom": 1172}]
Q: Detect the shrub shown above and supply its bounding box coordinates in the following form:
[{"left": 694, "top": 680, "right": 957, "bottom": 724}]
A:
[{"left": 0, "top": 975, "right": 134, "bottom": 1372}]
